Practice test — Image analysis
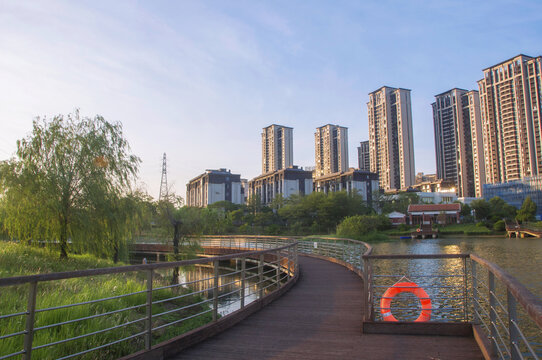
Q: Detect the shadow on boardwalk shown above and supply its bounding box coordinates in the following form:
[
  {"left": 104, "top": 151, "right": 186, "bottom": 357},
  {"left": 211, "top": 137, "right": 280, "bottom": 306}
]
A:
[{"left": 172, "top": 257, "right": 482, "bottom": 359}]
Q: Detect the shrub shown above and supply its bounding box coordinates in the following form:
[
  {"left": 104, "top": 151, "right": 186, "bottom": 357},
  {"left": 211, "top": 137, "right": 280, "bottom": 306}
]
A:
[
  {"left": 336, "top": 215, "right": 390, "bottom": 239},
  {"left": 493, "top": 220, "right": 506, "bottom": 232}
]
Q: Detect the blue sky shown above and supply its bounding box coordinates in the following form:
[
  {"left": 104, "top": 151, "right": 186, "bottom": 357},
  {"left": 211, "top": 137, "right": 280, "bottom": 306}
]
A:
[{"left": 1, "top": 0, "right": 541, "bottom": 199}]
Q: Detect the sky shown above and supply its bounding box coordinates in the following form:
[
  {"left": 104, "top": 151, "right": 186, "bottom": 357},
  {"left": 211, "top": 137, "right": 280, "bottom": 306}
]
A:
[{"left": 1, "top": 0, "right": 542, "bottom": 200}]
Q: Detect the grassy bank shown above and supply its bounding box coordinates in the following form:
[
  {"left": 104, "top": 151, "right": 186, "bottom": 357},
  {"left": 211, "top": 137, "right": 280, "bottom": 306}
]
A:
[{"left": 0, "top": 242, "right": 211, "bottom": 360}]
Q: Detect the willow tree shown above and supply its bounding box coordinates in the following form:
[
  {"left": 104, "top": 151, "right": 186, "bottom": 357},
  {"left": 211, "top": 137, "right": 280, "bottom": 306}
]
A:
[{"left": 0, "top": 111, "right": 140, "bottom": 258}]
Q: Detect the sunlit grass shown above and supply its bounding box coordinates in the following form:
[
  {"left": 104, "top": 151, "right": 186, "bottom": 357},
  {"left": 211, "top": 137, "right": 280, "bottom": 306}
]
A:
[{"left": 0, "top": 242, "right": 212, "bottom": 359}]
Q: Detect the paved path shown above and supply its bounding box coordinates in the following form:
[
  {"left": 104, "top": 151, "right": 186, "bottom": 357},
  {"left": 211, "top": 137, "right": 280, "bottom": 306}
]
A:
[{"left": 172, "top": 256, "right": 482, "bottom": 359}]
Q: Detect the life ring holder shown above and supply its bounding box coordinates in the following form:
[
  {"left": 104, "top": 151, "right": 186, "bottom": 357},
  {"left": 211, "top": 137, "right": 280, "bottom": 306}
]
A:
[{"left": 380, "top": 279, "right": 431, "bottom": 322}]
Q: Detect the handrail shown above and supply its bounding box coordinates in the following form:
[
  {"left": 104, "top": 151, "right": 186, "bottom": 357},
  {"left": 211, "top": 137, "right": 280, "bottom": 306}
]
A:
[
  {"left": 299, "top": 236, "right": 372, "bottom": 255},
  {"left": 0, "top": 237, "right": 299, "bottom": 360},
  {"left": 364, "top": 253, "right": 469, "bottom": 259},
  {"left": 470, "top": 254, "right": 542, "bottom": 330},
  {"left": 0, "top": 243, "right": 295, "bottom": 287}
]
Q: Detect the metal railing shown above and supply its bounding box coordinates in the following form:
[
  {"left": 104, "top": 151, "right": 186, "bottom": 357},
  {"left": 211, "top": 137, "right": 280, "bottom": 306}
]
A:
[
  {"left": 470, "top": 254, "right": 542, "bottom": 360},
  {"left": 361, "top": 253, "right": 541, "bottom": 360},
  {"left": 363, "top": 254, "right": 471, "bottom": 323},
  {"left": 291, "top": 236, "right": 541, "bottom": 360},
  {"left": 0, "top": 238, "right": 298, "bottom": 360}
]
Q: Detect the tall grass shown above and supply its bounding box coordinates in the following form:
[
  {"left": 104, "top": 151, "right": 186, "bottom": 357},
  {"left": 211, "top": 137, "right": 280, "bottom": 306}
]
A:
[{"left": 0, "top": 242, "right": 212, "bottom": 359}]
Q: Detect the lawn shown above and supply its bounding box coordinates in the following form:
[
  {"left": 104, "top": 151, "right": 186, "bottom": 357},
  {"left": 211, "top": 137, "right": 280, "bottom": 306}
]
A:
[{"left": 0, "top": 242, "right": 211, "bottom": 360}]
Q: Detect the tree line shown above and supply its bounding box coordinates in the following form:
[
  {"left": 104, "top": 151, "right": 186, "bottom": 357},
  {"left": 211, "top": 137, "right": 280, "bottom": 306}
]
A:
[{"left": 1, "top": 111, "right": 538, "bottom": 262}]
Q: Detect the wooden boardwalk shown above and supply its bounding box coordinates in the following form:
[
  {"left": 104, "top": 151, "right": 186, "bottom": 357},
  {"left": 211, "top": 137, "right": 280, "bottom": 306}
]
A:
[{"left": 171, "top": 257, "right": 482, "bottom": 360}]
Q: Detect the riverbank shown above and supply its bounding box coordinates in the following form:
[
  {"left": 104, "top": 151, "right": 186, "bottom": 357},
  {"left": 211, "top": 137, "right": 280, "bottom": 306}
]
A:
[
  {"left": 384, "top": 223, "right": 506, "bottom": 238},
  {"left": 0, "top": 242, "right": 211, "bottom": 360}
]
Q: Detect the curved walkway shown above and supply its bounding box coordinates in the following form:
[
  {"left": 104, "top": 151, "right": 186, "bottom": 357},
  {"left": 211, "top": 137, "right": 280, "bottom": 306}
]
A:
[{"left": 171, "top": 256, "right": 482, "bottom": 359}]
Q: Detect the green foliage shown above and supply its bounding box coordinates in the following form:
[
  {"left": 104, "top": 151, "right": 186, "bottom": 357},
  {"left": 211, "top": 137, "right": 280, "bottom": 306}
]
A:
[
  {"left": 493, "top": 219, "right": 506, "bottom": 232},
  {"left": 162, "top": 191, "right": 374, "bottom": 237},
  {"left": 278, "top": 191, "right": 372, "bottom": 234},
  {"left": 470, "top": 199, "right": 491, "bottom": 221},
  {"left": 0, "top": 111, "right": 141, "bottom": 259},
  {"left": 438, "top": 223, "right": 491, "bottom": 235},
  {"left": 373, "top": 191, "right": 419, "bottom": 214},
  {"left": 0, "top": 242, "right": 211, "bottom": 359},
  {"left": 460, "top": 203, "right": 472, "bottom": 217},
  {"left": 469, "top": 197, "right": 516, "bottom": 227},
  {"left": 488, "top": 197, "right": 517, "bottom": 222},
  {"left": 516, "top": 196, "right": 537, "bottom": 222},
  {"left": 336, "top": 215, "right": 391, "bottom": 239}
]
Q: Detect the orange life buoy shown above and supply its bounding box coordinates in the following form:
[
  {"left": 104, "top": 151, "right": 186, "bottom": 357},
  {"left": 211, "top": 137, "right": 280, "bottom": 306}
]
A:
[
  {"left": 416, "top": 228, "right": 421, "bottom": 232},
  {"left": 380, "top": 281, "right": 431, "bottom": 322}
]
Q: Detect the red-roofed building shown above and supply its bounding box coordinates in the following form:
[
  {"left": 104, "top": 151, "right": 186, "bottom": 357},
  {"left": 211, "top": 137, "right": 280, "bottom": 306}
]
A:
[{"left": 407, "top": 203, "right": 461, "bottom": 225}]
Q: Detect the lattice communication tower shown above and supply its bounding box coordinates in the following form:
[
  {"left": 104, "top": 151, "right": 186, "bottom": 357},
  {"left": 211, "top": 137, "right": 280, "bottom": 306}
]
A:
[{"left": 159, "top": 153, "right": 168, "bottom": 201}]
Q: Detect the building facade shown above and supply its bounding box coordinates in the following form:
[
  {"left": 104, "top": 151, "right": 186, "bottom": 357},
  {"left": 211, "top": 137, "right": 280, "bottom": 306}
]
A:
[
  {"left": 432, "top": 88, "right": 484, "bottom": 197},
  {"left": 186, "top": 169, "right": 242, "bottom": 207},
  {"left": 411, "top": 178, "right": 457, "bottom": 193},
  {"left": 478, "top": 54, "right": 542, "bottom": 184},
  {"left": 415, "top": 172, "right": 438, "bottom": 184},
  {"left": 357, "top": 140, "right": 370, "bottom": 171},
  {"left": 248, "top": 166, "right": 313, "bottom": 206},
  {"left": 408, "top": 203, "right": 461, "bottom": 225},
  {"left": 483, "top": 175, "right": 542, "bottom": 219},
  {"left": 262, "top": 124, "right": 293, "bottom": 174},
  {"left": 368, "top": 86, "right": 415, "bottom": 191},
  {"left": 314, "top": 124, "right": 349, "bottom": 177},
  {"left": 313, "top": 168, "right": 378, "bottom": 205}
]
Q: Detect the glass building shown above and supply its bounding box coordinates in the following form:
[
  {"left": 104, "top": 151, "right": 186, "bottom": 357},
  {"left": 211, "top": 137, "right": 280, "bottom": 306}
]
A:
[{"left": 483, "top": 175, "right": 542, "bottom": 218}]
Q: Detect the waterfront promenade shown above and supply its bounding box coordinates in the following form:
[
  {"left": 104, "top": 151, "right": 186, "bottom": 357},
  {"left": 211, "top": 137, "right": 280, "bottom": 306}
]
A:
[{"left": 173, "top": 256, "right": 482, "bottom": 359}]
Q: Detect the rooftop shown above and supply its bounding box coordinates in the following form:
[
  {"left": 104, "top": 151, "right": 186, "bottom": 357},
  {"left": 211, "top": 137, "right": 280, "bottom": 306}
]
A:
[{"left": 408, "top": 203, "right": 461, "bottom": 213}]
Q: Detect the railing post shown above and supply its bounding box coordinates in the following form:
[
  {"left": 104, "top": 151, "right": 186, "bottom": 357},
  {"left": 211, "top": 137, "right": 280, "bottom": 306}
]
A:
[
  {"left": 363, "top": 257, "right": 370, "bottom": 322},
  {"left": 488, "top": 271, "right": 498, "bottom": 356},
  {"left": 463, "top": 257, "right": 468, "bottom": 322},
  {"left": 342, "top": 240, "right": 345, "bottom": 262},
  {"left": 287, "top": 246, "right": 291, "bottom": 279},
  {"left": 471, "top": 261, "right": 480, "bottom": 324},
  {"left": 240, "top": 257, "right": 246, "bottom": 309},
  {"left": 213, "top": 260, "right": 219, "bottom": 322},
  {"left": 294, "top": 244, "right": 298, "bottom": 274},
  {"left": 359, "top": 244, "right": 363, "bottom": 270},
  {"left": 259, "top": 254, "right": 264, "bottom": 298},
  {"left": 368, "top": 259, "right": 373, "bottom": 321},
  {"left": 276, "top": 251, "right": 281, "bottom": 288},
  {"left": 507, "top": 290, "right": 521, "bottom": 360},
  {"left": 23, "top": 281, "right": 37, "bottom": 360},
  {"left": 145, "top": 269, "right": 153, "bottom": 350}
]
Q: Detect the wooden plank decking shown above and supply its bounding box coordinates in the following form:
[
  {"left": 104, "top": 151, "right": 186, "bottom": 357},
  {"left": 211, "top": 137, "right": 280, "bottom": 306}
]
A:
[{"left": 170, "top": 257, "right": 482, "bottom": 359}]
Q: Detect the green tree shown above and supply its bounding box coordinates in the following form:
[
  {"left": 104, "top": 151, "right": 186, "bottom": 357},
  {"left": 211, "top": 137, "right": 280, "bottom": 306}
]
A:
[
  {"left": 470, "top": 199, "right": 491, "bottom": 221},
  {"left": 336, "top": 214, "right": 391, "bottom": 239},
  {"left": 516, "top": 196, "right": 537, "bottom": 222},
  {"left": 0, "top": 111, "right": 140, "bottom": 258},
  {"left": 373, "top": 191, "right": 419, "bottom": 214},
  {"left": 488, "top": 196, "right": 516, "bottom": 221}
]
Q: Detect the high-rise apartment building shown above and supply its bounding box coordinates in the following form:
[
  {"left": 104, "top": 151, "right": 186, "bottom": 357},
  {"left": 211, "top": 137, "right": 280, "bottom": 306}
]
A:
[
  {"left": 433, "top": 88, "right": 484, "bottom": 197},
  {"left": 367, "top": 86, "right": 415, "bottom": 190},
  {"left": 262, "top": 124, "right": 293, "bottom": 174},
  {"left": 466, "top": 90, "right": 486, "bottom": 198},
  {"left": 357, "top": 140, "right": 370, "bottom": 171},
  {"left": 248, "top": 166, "right": 313, "bottom": 206},
  {"left": 478, "top": 54, "right": 542, "bottom": 184},
  {"left": 314, "top": 124, "right": 349, "bottom": 177},
  {"left": 187, "top": 169, "right": 242, "bottom": 207}
]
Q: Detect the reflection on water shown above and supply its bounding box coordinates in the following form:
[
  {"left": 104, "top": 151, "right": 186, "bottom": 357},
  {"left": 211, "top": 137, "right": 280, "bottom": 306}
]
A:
[
  {"left": 173, "top": 260, "right": 279, "bottom": 316},
  {"left": 371, "top": 256, "right": 467, "bottom": 322},
  {"left": 371, "top": 236, "right": 542, "bottom": 297},
  {"left": 371, "top": 236, "right": 542, "bottom": 357}
]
